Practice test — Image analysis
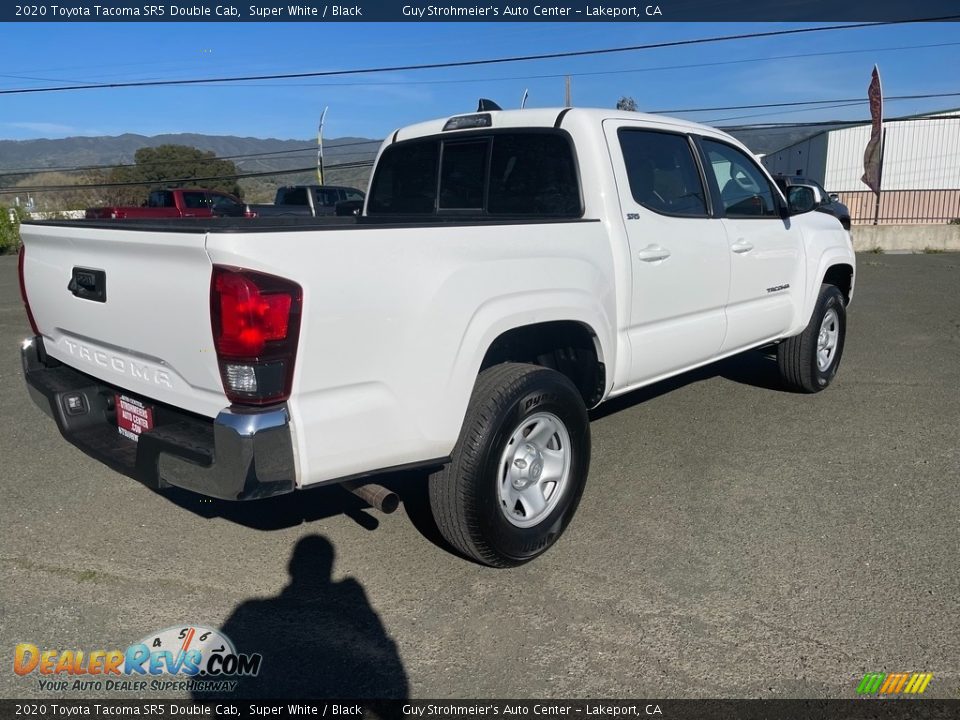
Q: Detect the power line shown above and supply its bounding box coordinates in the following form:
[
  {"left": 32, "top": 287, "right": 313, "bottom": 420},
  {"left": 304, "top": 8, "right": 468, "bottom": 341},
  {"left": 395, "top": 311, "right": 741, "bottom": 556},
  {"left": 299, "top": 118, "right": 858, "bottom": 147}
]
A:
[
  {"left": 167, "top": 40, "right": 960, "bottom": 91},
  {"left": 719, "top": 112, "right": 960, "bottom": 131},
  {"left": 651, "top": 90, "right": 960, "bottom": 115},
  {"left": 2, "top": 17, "right": 957, "bottom": 96},
  {"left": 7, "top": 89, "right": 960, "bottom": 179},
  {"left": 0, "top": 139, "right": 381, "bottom": 178}
]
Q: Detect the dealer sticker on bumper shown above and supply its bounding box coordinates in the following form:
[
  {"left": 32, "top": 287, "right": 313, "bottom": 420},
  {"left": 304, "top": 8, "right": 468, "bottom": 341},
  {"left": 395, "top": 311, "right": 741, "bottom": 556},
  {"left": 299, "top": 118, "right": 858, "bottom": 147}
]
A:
[{"left": 115, "top": 394, "right": 154, "bottom": 442}]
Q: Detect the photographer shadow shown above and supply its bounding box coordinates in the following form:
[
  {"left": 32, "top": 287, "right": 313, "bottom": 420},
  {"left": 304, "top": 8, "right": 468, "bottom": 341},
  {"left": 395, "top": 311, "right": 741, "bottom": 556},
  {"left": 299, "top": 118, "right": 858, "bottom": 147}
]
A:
[{"left": 194, "top": 534, "right": 408, "bottom": 700}]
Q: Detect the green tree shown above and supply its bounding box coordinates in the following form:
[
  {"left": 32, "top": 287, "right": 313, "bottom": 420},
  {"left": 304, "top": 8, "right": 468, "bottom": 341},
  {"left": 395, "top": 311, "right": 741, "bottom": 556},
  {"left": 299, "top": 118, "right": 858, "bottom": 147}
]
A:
[
  {"left": 106, "top": 145, "right": 242, "bottom": 205},
  {"left": 616, "top": 96, "right": 638, "bottom": 112}
]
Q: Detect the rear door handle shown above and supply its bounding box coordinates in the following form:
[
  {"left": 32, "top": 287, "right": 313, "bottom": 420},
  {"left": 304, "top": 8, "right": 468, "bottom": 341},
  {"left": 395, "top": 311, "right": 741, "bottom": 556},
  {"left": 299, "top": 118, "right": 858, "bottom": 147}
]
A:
[
  {"left": 637, "top": 244, "right": 671, "bottom": 262},
  {"left": 731, "top": 239, "right": 754, "bottom": 254}
]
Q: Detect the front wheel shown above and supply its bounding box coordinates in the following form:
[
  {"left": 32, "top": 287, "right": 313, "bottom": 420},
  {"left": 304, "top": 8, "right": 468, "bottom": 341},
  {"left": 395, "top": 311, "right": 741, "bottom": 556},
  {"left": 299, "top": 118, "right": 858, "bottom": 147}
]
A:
[
  {"left": 429, "top": 363, "right": 590, "bottom": 567},
  {"left": 777, "top": 283, "right": 847, "bottom": 393}
]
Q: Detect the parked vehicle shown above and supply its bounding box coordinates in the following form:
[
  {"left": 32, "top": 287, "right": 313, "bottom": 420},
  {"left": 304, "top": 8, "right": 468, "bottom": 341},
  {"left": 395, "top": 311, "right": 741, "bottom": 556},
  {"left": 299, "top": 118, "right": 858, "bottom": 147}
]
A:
[
  {"left": 773, "top": 175, "right": 851, "bottom": 230},
  {"left": 85, "top": 188, "right": 247, "bottom": 220},
  {"left": 245, "top": 185, "right": 366, "bottom": 218},
  {"left": 19, "top": 106, "right": 855, "bottom": 567}
]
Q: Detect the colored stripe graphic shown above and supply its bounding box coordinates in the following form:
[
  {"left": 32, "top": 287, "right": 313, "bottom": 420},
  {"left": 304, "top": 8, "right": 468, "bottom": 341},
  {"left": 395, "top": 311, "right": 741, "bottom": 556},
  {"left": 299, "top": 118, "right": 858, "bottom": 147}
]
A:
[
  {"left": 857, "top": 673, "right": 886, "bottom": 694},
  {"left": 857, "top": 672, "right": 933, "bottom": 694},
  {"left": 885, "top": 673, "right": 909, "bottom": 693}
]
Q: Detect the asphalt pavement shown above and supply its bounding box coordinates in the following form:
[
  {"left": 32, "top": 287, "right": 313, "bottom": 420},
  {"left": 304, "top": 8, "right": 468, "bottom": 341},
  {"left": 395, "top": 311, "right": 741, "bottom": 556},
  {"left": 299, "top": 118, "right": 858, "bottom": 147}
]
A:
[{"left": 1, "top": 252, "right": 957, "bottom": 700}]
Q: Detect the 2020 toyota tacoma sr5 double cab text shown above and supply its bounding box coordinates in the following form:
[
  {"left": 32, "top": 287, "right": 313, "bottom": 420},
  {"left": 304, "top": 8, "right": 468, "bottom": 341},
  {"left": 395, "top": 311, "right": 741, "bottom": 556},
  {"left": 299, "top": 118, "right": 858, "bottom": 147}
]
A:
[{"left": 18, "top": 107, "right": 855, "bottom": 567}]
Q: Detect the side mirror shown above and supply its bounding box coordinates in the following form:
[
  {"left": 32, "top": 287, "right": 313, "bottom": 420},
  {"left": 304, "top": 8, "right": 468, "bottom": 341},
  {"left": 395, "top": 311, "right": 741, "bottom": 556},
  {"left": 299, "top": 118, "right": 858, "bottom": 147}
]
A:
[
  {"left": 786, "top": 185, "right": 817, "bottom": 215},
  {"left": 829, "top": 193, "right": 839, "bottom": 202}
]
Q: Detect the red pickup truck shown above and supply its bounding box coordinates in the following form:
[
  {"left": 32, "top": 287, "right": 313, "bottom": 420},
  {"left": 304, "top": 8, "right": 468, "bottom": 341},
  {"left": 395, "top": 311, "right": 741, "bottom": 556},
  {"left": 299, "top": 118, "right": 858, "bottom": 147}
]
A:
[{"left": 85, "top": 188, "right": 247, "bottom": 220}]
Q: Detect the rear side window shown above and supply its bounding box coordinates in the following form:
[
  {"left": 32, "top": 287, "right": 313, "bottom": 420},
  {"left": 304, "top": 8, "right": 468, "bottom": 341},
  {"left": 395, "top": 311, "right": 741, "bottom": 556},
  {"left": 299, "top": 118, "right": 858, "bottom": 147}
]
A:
[
  {"left": 148, "top": 191, "right": 174, "bottom": 208},
  {"left": 618, "top": 129, "right": 707, "bottom": 217},
  {"left": 368, "top": 132, "right": 580, "bottom": 217},
  {"left": 368, "top": 141, "right": 440, "bottom": 214}
]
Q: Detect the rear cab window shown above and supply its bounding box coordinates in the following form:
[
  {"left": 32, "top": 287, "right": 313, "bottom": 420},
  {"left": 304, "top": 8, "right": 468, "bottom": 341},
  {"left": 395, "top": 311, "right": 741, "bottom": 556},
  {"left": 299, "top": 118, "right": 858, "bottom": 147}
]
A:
[
  {"left": 277, "top": 188, "right": 309, "bottom": 206},
  {"left": 314, "top": 188, "right": 341, "bottom": 207},
  {"left": 367, "top": 130, "right": 581, "bottom": 217}
]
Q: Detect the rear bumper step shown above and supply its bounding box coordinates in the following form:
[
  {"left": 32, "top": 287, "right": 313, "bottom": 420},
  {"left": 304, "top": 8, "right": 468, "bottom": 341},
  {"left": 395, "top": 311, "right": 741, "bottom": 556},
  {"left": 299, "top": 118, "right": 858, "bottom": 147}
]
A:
[{"left": 21, "top": 336, "right": 295, "bottom": 501}]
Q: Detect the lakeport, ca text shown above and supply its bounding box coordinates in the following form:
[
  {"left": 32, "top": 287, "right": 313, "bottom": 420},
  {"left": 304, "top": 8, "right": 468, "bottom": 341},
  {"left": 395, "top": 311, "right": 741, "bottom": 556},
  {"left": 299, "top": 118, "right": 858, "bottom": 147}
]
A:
[{"left": 14, "top": 4, "right": 664, "bottom": 19}]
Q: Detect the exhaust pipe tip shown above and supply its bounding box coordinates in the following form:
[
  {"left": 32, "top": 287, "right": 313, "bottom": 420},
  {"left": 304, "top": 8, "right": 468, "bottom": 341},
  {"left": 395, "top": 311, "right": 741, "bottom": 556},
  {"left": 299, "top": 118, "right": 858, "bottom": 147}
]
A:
[{"left": 342, "top": 480, "right": 399, "bottom": 514}]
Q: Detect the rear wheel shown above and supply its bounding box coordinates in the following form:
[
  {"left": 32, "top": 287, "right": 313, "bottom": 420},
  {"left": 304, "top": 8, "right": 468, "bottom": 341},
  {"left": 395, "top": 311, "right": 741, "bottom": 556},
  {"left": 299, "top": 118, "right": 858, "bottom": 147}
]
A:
[
  {"left": 777, "top": 283, "right": 847, "bottom": 393},
  {"left": 429, "top": 363, "right": 590, "bottom": 567}
]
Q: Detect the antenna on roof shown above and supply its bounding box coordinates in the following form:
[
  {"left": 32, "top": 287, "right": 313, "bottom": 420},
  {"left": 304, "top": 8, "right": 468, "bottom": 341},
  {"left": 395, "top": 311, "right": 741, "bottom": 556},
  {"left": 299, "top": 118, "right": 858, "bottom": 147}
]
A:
[
  {"left": 477, "top": 98, "right": 502, "bottom": 112},
  {"left": 520, "top": 89, "right": 529, "bottom": 109}
]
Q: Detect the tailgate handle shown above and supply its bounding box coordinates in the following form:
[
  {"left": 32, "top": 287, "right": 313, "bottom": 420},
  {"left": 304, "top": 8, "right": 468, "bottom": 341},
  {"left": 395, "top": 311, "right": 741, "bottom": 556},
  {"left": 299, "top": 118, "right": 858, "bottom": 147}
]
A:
[{"left": 68, "top": 268, "right": 107, "bottom": 303}]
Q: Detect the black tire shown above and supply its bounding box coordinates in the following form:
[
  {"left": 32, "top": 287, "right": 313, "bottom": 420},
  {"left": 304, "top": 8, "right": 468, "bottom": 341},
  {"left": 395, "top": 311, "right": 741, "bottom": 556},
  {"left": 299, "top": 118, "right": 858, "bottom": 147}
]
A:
[
  {"left": 429, "top": 363, "right": 590, "bottom": 567},
  {"left": 777, "top": 283, "right": 847, "bottom": 393}
]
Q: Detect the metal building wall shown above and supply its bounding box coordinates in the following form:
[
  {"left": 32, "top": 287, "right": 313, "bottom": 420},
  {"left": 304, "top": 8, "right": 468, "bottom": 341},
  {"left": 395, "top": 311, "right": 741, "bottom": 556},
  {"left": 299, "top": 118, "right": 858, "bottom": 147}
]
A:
[{"left": 761, "top": 115, "right": 960, "bottom": 192}]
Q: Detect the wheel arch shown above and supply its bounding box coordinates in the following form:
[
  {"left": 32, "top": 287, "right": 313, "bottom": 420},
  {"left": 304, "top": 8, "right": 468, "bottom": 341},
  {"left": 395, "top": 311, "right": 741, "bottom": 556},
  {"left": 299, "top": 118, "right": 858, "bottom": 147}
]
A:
[
  {"left": 479, "top": 320, "right": 608, "bottom": 408},
  {"left": 822, "top": 262, "right": 854, "bottom": 304}
]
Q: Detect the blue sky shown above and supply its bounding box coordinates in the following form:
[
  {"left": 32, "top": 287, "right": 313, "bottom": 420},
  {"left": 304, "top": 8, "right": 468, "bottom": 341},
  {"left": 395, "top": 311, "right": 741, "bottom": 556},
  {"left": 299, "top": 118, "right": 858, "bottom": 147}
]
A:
[{"left": 1, "top": 21, "right": 958, "bottom": 141}]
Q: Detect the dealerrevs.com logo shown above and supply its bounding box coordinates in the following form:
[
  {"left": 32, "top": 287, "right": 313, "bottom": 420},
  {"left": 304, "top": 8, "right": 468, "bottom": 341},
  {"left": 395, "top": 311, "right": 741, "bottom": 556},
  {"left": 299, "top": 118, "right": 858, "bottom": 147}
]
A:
[{"left": 14, "top": 625, "right": 261, "bottom": 693}]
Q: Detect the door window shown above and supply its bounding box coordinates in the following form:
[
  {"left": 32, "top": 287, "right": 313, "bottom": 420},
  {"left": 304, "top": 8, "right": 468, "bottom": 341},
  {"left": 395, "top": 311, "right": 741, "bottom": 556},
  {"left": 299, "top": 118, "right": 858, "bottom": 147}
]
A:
[
  {"left": 182, "top": 192, "right": 208, "bottom": 209},
  {"left": 618, "top": 129, "right": 707, "bottom": 217},
  {"left": 210, "top": 193, "right": 243, "bottom": 216},
  {"left": 701, "top": 139, "right": 778, "bottom": 218}
]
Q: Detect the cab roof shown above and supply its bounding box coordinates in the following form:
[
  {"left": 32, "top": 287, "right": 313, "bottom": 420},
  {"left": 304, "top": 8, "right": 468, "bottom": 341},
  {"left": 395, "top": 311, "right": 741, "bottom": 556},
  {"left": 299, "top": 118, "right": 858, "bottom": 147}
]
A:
[{"left": 393, "top": 107, "right": 728, "bottom": 143}]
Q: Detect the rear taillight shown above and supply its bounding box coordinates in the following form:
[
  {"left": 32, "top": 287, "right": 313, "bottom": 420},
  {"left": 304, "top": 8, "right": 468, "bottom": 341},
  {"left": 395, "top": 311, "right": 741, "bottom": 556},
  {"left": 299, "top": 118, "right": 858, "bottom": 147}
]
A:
[
  {"left": 18, "top": 245, "right": 40, "bottom": 336},
  {"left": 210, "top": 265, "right": 302, "bottom": 406}
]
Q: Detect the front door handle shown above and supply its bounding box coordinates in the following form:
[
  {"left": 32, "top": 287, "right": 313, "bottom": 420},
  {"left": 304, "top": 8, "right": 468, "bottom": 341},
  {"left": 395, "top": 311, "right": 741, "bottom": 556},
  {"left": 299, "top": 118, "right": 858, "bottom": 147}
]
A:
[
  {"left": 731, "top": 239, "right": 755, "bottom": 254},
  {"left": 637, "top": 244, "right": 671, "bottom": 262}
]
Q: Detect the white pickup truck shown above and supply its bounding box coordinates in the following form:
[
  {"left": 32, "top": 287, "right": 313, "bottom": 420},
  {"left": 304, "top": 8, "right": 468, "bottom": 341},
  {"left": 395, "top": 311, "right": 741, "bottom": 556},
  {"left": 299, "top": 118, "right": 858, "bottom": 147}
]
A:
[{"left": 18, "top": 106, "right": 855, "bottom": 567}]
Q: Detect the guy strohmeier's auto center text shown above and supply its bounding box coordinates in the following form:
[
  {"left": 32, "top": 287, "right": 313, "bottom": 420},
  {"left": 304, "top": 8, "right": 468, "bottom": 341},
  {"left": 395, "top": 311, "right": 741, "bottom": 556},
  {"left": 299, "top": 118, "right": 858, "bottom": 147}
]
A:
[{"left": 13, "top": 3, "right": 665, "bottom": 20}]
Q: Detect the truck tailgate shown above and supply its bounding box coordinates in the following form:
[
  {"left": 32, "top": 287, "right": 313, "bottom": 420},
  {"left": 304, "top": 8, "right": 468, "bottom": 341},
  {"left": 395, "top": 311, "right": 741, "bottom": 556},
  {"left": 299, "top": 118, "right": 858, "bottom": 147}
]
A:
[{"left": 20, "top": 223, "right": 226, "bottom": 418}]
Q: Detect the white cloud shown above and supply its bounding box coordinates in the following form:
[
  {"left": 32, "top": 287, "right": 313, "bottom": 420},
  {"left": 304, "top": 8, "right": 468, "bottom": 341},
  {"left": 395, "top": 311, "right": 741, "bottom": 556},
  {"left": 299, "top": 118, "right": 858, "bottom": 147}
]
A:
[{"left": 4, "top": 121, "right": 80, "bottom": 135}]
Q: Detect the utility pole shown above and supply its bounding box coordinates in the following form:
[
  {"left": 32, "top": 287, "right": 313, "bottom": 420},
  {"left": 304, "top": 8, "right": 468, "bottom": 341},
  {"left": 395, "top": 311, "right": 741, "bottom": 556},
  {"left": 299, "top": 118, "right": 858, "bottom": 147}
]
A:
[{"left": 564, "top": 76, "right": 571, "bottom": 107}]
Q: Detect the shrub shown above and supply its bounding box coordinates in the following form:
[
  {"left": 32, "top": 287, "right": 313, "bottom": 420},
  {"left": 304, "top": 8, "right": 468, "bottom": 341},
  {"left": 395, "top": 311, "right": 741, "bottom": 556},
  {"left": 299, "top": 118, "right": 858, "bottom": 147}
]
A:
[{"left": 0, "top": 206, "right": 27, "bottom": 255}]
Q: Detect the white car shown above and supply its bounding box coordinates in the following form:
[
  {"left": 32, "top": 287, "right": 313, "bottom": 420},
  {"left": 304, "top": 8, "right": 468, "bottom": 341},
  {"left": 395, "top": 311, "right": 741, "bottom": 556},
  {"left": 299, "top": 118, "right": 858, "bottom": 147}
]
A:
[{"left": 18, "top": 106, "right": 855, "bottom": 567}]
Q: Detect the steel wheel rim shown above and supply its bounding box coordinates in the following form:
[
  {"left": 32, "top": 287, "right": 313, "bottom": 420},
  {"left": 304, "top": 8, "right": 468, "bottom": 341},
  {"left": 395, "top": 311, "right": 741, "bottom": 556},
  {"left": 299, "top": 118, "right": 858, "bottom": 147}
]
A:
[
  {"left": 817, "top": 307, "right": 840, "bottom": 372},
  {"left": 497, "top": 411, "right": 572, "bottom": 528}
]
